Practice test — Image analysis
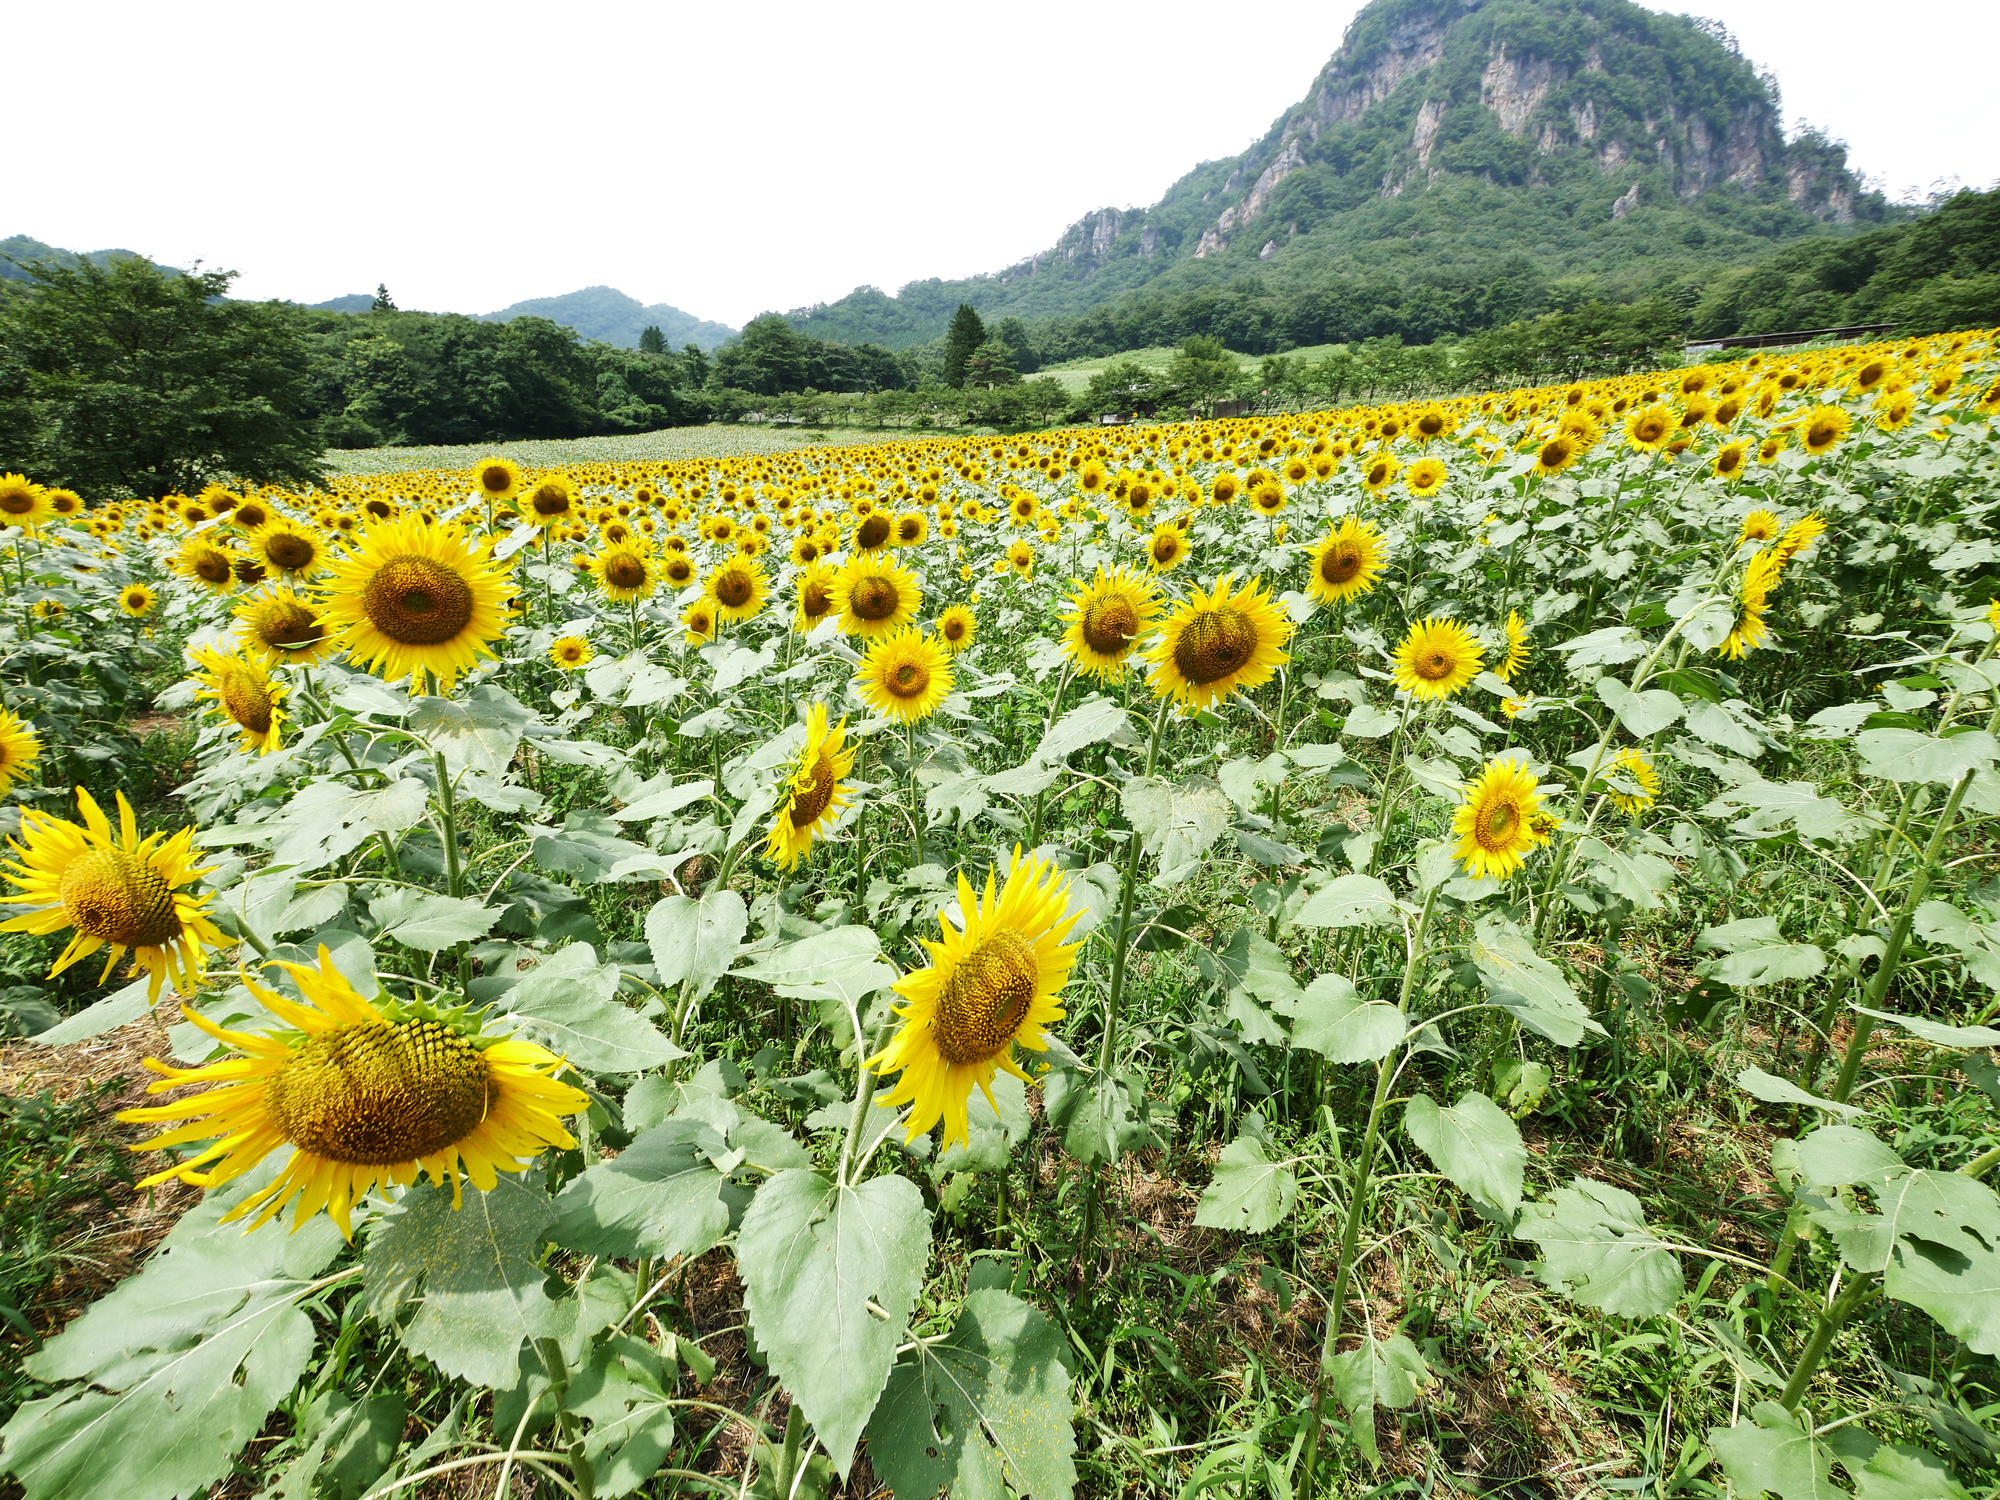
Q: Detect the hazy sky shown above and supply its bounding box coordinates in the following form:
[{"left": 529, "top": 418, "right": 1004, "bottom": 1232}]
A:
[{"left": 12, "top": 1, "right": 1996, "bottom": 329}]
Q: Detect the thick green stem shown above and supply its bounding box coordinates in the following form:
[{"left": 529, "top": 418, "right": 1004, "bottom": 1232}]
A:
[
  {"left": 1778, "top": 1274, "right": 1876, "bottom": 1412},
  {"left": 434, "top": 751, "right": 473, "bottom": 999},
  {"left": 1025, "top": 660, "right": 1076, "bottom": 850},
  {"left": 1098, "top": 698, "right": 1172, "bottom": 1077},
  {"left": 838, "top": 1004, "right": 895, "bottom": 1189},
  {"left": 773, "top": 1401, "right": 805, "bottom": 1500},
  {"left": 1828, "top": 766, "right": 1974, "bottom": 1104}
]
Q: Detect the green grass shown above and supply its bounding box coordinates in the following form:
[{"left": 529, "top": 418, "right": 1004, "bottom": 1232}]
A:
[{"left": 320, "top": 423, "right": 924, "bottom": 475}]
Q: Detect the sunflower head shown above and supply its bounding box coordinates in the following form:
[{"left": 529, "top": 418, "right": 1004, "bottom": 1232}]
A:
[
  {"left": 1147, "top": 572, "right": 1292, "bottom": 711},
  {"left": 867, "top": 847, "right": 1081, "bottom": 1152},
  {"left": 1392, "top": 617, "right": 1483, "bottom": 701},
  {"left": 0, "top": 474, "right": 53, "bottom": 530},
  {"left": 319, "top": 516, "right": 516, "bottom": 693},
  {"left": 235, "top": 586, "right": 335, "bottom": 666},
  {"left": 118, "top": 583, "right": 159, "bottom": 618},
  {"left": 935, "top": 604, "right": 977, "bottom": 655},
  {"left": 252, "top": 519, "right": 326, "bottom": 578},
  {"left": 795, "top": 562, "right": 840, "bottom": 632},
  {"left": 1450, "top": 756, "right": 1551, "bottom": 880},
  {"left": 705, "top": 557, "right": 767, "bottom": 622},
  {"left": 1604, "top": 747, "right": 1660, "bottom": 817},
  {"left": 1306, "top": 517, "right": 1386, "bottom": 606},
  {"left": 838, "top": 556, "right": 921, "bottom": 638},
  {"left": 765, "top": 703, "right": 857, "bottom": 871},
  {"left": 1800, "top": 404, "right": 1852, "bottom": 456},
  {"left": 1061, "top": 566, "right": 1160, "bottom": 682},
  {"left": 177, "top": 537, "right": 240, "bottom": 593},
  {"left": 0, "top": 787, "right": 226, "bottom": 1001},
  {"left": 1493, "top": 610, "right": 1531, "bottom": 684},
  {"left": 117, "top": 946, "right": 586, "bottom": 1237},
  {"left": 549, "top": 634, "right": 594, "bottom": 670},
  {"left": 0, "top": 710, "right": 42, "bottom": 794},
  {"left": 855, "top": 627, "right": 953, "bottom": 723},
  {"left": 190, "top": 644, "right": 288, "bottom": 755},
  {"left": 683, "top": 601, "right": 717, "bottom": 645},
  {"left": 518, "top": 474, "right": 578, "bottom": 528}
]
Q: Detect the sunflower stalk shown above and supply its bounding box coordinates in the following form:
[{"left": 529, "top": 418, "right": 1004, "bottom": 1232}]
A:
[
  {"left": 1301, "top": 884, "right": 1439, "bottom": 1496},
  {"left": 430, "top": 749, "right": 474, "bottom": 1000},
  {"left": 1024, "top": 658, "right": 1077, "bottom": 851}
]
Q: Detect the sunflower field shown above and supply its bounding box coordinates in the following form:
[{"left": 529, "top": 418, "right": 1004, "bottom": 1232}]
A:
[{"left": 1, "top": 333, "right": 1999, "bottom": 1500}]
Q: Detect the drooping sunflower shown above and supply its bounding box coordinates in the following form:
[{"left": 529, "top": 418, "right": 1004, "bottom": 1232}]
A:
[
  {"left": 319, "top": 517, "right": 515, "bottom": 692},
  {"left": 118, "top": 947, "right": 586, "bottom": 1238},
  {"left": 1449, "top": 756, "right": 1551, "bottom": 880},
  {"left": 1493, "top": 610, "right": 1531, "bottom": 683},
  {"left": 795, "top": 561, "right": 840, "bottom": 633},
  {"left": 0, "top": 787, "right": 227, "bottom": 1001},
  {"left": 935, "top": 604, "right": 977, "bottom": 655},
  {"left": 765, "top": 703, "right": 857, "bottom": 871},
  {"left": 1772, "top": 512, "right": 1826, "bottom": 567},
  {"left": 838, "top": 556, "right": 921, "bottom": 639},
  {"left": 1061, "top": 565, "right": 1160, "bottom": 682},
  {"left": 1392, "top": 617, "right": 1483, "bottom": 701},
  {"left": 1145, "top": 521, "right": 1190, "bottom": 572},
  {"left": 248, "top": 519, "right": 327, "bottom": 579},
  {"left": 517, "top": 473, "right": 578, "bottom": 530},
  {"left": 1306, "top": 518, "right": 1387, "bottom": 606},
  {"left": 473, "top": 457, "right": 524, "bottom": 506},
  {"left": 855, "top": 627, "right": 953, "bottom": 723},
  {"left": 589, "top": 542, "right": 659, "bottom": 603},
  {"left": 118, "top": 582, "right": 159, "bottom": 618},
  {"left": 705, "top": 557, "right": 768, "bottom": 623},
  {"left": 189, "top": 644, "right": 288, "bottom": 755},
  {"left": 1719, "top": 550, "right": 1783, "bottom": 660},
  {"left": 1147, "top": 572, "right": 1292, "bottom": 711},
  {"left": 1531, "top": 435, "right": 1579, "bottom": 479},
  {"left": 0, "top": 474, "right": 53, "bottom": 531},
  {"left": 175, "top": 537, "right": 240, "bottom": 594},
  {"left": 0, "top": 710, "right": 42, "bottom": 794},
  {"left": 549, "top": 635, "right": 594, "bottom": 670},
  {"left": 868, "top": 848, "right": 1081, "bottom": 1153},
  {"left": 234, "top": 586, "right": 336, "bottom": 667},
  {"left": 1712, "top": 440, "right": 1750, "bottom": 482},
  {"left": 1799, "top": 404, "right": 1852, "bottom": 457},
  {"left": 1604, "top": 747, "right": 1660, "bottom": 817}
]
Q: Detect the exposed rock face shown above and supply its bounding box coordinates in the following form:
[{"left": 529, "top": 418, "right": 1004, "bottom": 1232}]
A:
[{"left": 998, "top": 0, "right": 1871, "bottom": 289}]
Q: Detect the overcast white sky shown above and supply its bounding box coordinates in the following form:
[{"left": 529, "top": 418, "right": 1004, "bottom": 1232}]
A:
[{"left": 11, "top": 1, "right": 1996, "bottom": 329}]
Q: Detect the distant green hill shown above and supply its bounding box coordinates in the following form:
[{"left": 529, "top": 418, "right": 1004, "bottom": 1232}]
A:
[
  {"left": 782, "top": 0, "right": 1895, "bottom": 355},
  {"left": 478, "top": 286, "right": 735, "bottom": 352},
  {"left": 1, "top": 234, "right": 148, "bottom": 281},
  {"left": 308, "top": 293, "right": 377, "bottom": 314}
]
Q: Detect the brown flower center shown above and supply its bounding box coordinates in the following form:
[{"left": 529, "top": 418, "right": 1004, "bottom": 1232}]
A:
[
  {"left": 888, "top": 660, "right": 930, "bottom": 698},
  {"left": 787, "top": 751, "right": 837, "bottom": 828},
  {"left": 59, "top": 847, "right": 181, "bottom": 949},
  {"left": 1320, "top": 545, "right": 1362, "bottom": 587},
  {"left": 604, "top": 554, "right": 648, "bottom": 591},
  {"left": 933, "top": 930, "right": 1039, "bottom": 1066},
  {"left": 1172, "top": 606, "right": 1256, "bottom": 686},
  {"left": 220, "top": 666, "right": 275, "bottom": 735},
  {"left": 530, "top": 485, "right": 570, "bottom": 517},
  {"left": 265, "top": 1020, "right": 491, "bottom": 1164},
  {"left": 360, "top": 555, "right": 476, "bottom": 645},
  {"left": 264, "top": 533, "right": 317, "bottom": 571},
  {"left": 1081, "top": 596, "right": 1140, "bottom": 656},
  {"left": 712, "top": 568, "right": 753, "bottom": 608},
  {"left": 856, "top": 514, "right": 892, "bottom": 550}
]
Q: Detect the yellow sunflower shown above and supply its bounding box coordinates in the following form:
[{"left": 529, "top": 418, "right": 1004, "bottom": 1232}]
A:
[
  {"left": 0, "top": 787, "right": 226, "bottom": 1001},
  {"left": 1392, "top": 617, "right": 1483, "bottom": 701},
  {"left": 0, "top": 474, "right": 53, "bottom": 531},
  {"left": 319, "top": 517, "right": 515, "bottom": 692},
  {"left": 765, "top": 703, "right": 857, "bottom": 871},
  {"left": 517, "top": 473, "right": 578, "bottom": 530},
  {"left": 471, "top": 456, "right": 524, "bottom": 506},
  {"left": 855, "top": 627, "right": 953, "bottom": 723},
  {"left": 1773, "top": 512, "right": 1826, "bottom": 567},
  {"left": 0, "top": 710, "right": 42, "bottom": 794},
  {"left": 1719, "top": 550, "right": 1783, "bottom": 660},
  {"left": 234, "top": 586, "right": 336, "bottom": 667},
  {"left": 549, "top": 635, "right": 594, "bottom": 670},
  {"left": 1361, "top": 454, "right": 1400, "bottom": 494},
  {"left": 1737, "top": 509, "right": 1780, "bottom": 546},
  {"left": 189, "top": 644, "right": 287, "bottom": 755},
  {"left": 853, "top": 513, "right": 894, "bottom": 552},
  {"left": 118, "top": 582, "right": 159, "bottom": 618},
  {"left": 1306, "top": 517, "right": 1387, "bottom": 606},
  {"left": 1799, "top": 404, "right": 1852, "bottom": 457},
  {"left": 1006, "top": 540, "right": 1034, "bottom": 577},
  {"left": 838, "top": 555, "right": 921, "bottom": 639},
  {"left": 893, "top": 512, "right": 929, "bottom": 547},
  {"left": 1450, "top": 756, "right": 1551, "bottom": 880},
  {"left": 683, "top": 600, "right": 718, "bottom": 645},
  {"left": 1625, "top": 405, "right": 1674, "bottom": 452},
  {"left": 1493, "top": 610, "right": 1531, "bottom": 683},
  {"left": 1147, "top": 572, "right": 1292, "bottom": 711},
  {"left": 935, "top": 604, "right": 977, "bottom": 655},
  {"left": 1531, "top": 435, "right": 1578, "bottom": 478},
  {"left": 118, "top": 947, "right": 586, "bottom": 1238},
  {"left": 248, "top": 519, "right": 327, "bottom": 579},
  {"left": 869, "top": 848, "right": 1081, "bottom": 1152},
  {"left": 1405, "top": 457, "right": 1448, "bottom": 496},
  {"left": 705, "top": 557, "right": 768, "bottom": 623},
  {"left": 1145, "top": 521, "right": 1190, "bottom": 572},
  {"left": 1061, "top": 565, "right": 1160, "bottom": 682},
  {"left": 1604, "top": 747, "right": 1660, "bottom": 817},
  {"left": 1712, "top": 440, "right": 1750, "bottom": 482},
  {"left": 175, "top": 537, "right": 240, "bottom": 593},
  {"left": 589, "top": 542, "right": 659, "bottom": 603},
  {"left": 795, "top": 561, "right": 840, "bottom": 633}
]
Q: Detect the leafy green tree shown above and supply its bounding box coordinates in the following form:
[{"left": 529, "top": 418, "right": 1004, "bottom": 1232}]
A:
[
  {"left": 991, "top": 316, "right": 1040, "bottom": 374},
  {"left": 1084, "top": 358, "right": 1156, "bottom": 418},
  {"left": 941, "top": 304, "right": 986, "bottom": 389},
  {"left": 0, "top": 257, "right": 325, "bottom": 498},
  {"left": 638, "top": 324, "right": 667, "bottom": 354},
  {"left": 1166, "top": 336, "right": 1238, "bottom": 413},
  {"left": 962, "top": 339, "right": 1019, "bottom": 388},
  {"left": 682, "top": 342, "right": 711, "bottom": 386},
  {"left": 371, "top": 283, "right": 397, "bottom": 312}
]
